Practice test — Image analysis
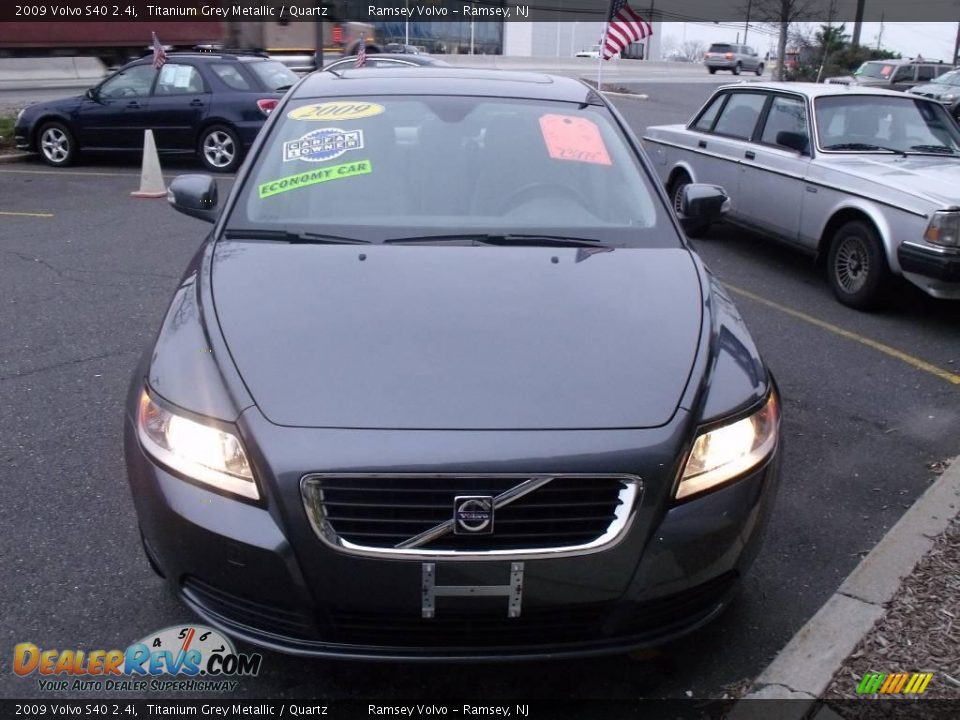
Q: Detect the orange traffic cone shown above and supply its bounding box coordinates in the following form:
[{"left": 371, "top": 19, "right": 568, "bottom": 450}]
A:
[{"left": 131, "top": 129, "right": 166, "bottom": 198}]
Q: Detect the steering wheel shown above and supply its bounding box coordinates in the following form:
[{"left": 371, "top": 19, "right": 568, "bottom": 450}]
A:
[{"left": 499, "top": 182, "right": 591, "bottom": 214}]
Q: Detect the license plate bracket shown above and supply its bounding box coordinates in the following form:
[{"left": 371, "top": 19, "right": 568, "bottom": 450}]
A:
[{"left": 421, "top": 561, "right": 524, "bottom": 619}]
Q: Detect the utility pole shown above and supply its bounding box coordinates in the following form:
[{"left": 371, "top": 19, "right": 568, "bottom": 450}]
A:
[
  {"left": 954, "top": 20, "right": 960, "bottom": 65},
  {"left": 877, "top": 13, "right": 885, "bottom": 51},
  {"left": 314, "top": 20, "right": 323, "bottom": 71},
  {"left": 744, "top": 0, "right": 752, "bottom": 46},
  {"left": 852, "top": 0, "right": 865, "bottom": 47}
]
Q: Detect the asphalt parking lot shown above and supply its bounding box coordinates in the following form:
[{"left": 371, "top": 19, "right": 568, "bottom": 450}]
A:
[{"left": 1, "top": 82, "right": 958, "bottom": 701}]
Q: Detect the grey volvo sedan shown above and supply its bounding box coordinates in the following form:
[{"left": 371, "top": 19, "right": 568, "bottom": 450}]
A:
[
  {"left": 645, "top": 83, "right": 960, "bottom": 310},
  {"left": 124, "top": 69, "right": 782, "bottom": 659}
]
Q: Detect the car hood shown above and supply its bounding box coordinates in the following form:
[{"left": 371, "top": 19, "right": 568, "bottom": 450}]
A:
[
  {"left": 910, "top": 83, "right": 956, "bottom": 98},
  {"left": 212, "top": 242, "right": 704, "bottom": 430},
  {"left": 23, "top": 95, "right": 84, "bottom": 117},
  {"left": 822, "top": 155, "right": 960, "bottom": 206}
]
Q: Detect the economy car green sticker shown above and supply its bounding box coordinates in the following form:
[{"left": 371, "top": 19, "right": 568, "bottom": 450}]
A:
[
  {"left": 287, "top": 101, "right": 385, "bottom": 121},
  {"left": 258, "top": 160, "right": 372, "bottom": 199}
]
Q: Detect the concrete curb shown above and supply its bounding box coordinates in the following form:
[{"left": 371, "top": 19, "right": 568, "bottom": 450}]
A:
[
  {"left": 601, "top": 91, "right": 649, "bottom": 101},
  {"left": 0, "top": 152, "right": 30, "bottom": 164},
  {"left": 728, "top": 457, "right": 959, "bottom": 712}
]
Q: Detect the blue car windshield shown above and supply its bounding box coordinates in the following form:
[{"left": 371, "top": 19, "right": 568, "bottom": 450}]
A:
[{"left": 226, "top": 95, "right": 676, "bottom": 247}]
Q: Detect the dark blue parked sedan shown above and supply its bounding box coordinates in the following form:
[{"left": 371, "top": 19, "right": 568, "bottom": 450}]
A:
[{"left": 14, "top": 52, "right": 298, "bottom": 172}]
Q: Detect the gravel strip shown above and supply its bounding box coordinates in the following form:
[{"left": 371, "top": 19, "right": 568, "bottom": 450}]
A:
[{"left": 825, "top": 514, "right": 960, "bottom": 701}]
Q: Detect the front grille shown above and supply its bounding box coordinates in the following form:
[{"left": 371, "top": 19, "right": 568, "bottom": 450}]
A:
[
  {"left": 301, "top": 474, "right": 640, "bottom": 556},
  {"left": 181, "top": 576, "right": 314, "bottom": 639}
]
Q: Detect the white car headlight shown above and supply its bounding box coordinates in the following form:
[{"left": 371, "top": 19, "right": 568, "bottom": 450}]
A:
[
  {"left": 676, "top": 392, "right": 780, "bottom": 500},
  {"left": 924, "top": 211, "right": 960, "bottom": 248},
  {"left": 137, "top": 390, "right": 258, "bottom": 500}
]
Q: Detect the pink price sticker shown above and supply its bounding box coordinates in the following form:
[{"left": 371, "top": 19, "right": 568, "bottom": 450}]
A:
[
  {"left": 880, "top": 65, "right": 893, "bottom": 77},
  {"left": 539, "top": 114, "right": 612, "bottom": 166}
]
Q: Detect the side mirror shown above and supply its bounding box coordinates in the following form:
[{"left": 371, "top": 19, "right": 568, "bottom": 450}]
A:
[
  {"left": 776, "top": 130, "right": 810, "bottom": 154},
  {"left": 85, "top": 87, "right": 99, "bottom": 101},
  {"left": 678, "top": 183, "right": 729, "bottom": 233},
  {"left": 167, "top": 174, "right": 218, "bottom": 223}
]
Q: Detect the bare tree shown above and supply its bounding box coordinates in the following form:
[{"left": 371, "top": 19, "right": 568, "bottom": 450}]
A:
[
  {"left": 749, "top": 0, "right": 824, "bottom": 79},
  {"left": 680, "top": 40, "right": 706, "bottom": 63},
  {"left": 659, "top": 35, "right": 680, "bottom": 59}
]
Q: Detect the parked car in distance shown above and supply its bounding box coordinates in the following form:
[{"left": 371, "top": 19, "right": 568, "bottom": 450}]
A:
[
  {"left": 384, "top": 43, "right": 421, "bottom": 54},
  {"left": 14, "top": 52, "right": 299, "bottom": 172},
  {"left": 645, "top": 83, "right": 960, "bottom": 309},
  {"left": 576, "top": 45, "right": 602, "bottom": 58},
  {"left": 126, "top": 68, "right": 782, "bottom": 660},
  {"left": 825, "top": 59, "right": 955, "bottom": 91},
  {"left": 323, "top": 53, "right": 450, "bottom": 72},
  {"left": 704, "top": 43, "right": 764, "bottom": 76},
  {"left": 908, "top": 68, "right": 960, "bottom": 118}
]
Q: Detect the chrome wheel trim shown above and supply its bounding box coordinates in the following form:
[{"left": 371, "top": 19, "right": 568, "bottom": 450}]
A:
[
  {"left": 834, "top": 235, "right": 871, "bottom": 294},
  {"left": 40, "top": 127, "right": 69, "bottom": 163},
  {"left": 202, "top": 130, "right": 235, "bottom": 168},
  {"left": 672, "top": 181, "right": 687, "bottom": 215}
]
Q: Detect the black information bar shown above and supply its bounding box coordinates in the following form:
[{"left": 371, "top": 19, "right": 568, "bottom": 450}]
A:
[
  {"left": 3, "top": 699, "right": 960, "bottom": 720},
  {"left": 3, "top": 0, "right": 960, "bottom": 24}
]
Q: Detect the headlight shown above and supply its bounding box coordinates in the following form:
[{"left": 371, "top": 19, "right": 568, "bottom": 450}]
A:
[
  {"left": 943, "top": 94, "right": 957, "bottom": 102},
  {"left": 136, "top": 390, "right": 258, "bottom": 500},
  {"left": 924, "top": 211, "right": 960, "bottom": 248},
  {"left": 676, "top": 392, "right": 780, "bottom": 500}
]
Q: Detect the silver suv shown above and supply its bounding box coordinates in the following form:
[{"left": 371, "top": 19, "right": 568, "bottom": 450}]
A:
[
  {"left": 704, "top": 43, "right": 764, "bottom": 76},
  {"left": 825, "top": 59, "right": 954, "bottom": 91}
]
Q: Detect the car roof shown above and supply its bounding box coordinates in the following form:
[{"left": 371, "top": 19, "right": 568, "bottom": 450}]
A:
[
  {"left": 157, "top": 51, "right": 274, "bottom": 63},
  {"left": 715, "top": 81, "right": 936, "bottom": 99},
  {"left": 293, "top": 68, "right": 600, "bottom": 103},
  {"left": 326, "top": 53, "right": 446, "bottom": 66}
]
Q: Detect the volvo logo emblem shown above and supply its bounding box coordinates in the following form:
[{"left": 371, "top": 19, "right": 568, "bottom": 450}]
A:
[{"left": 453, "top": 496, "right": 494, "bottom": 535}]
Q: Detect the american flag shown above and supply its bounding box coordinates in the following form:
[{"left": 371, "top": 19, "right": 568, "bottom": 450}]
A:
[
  {"left": 355, "top": 34, "right": 367, "bottom": 68},
  {"left": 602, "top": 0, "right": 653, "bottom": 61},
  {"left": 151, "top": 32, "right": 167, "bottom": 69}
]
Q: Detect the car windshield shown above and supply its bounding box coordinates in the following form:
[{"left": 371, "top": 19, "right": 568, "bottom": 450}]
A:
[
  {"left": 248, "top": 60, "right": 299, "bottom": 91},
  {"left": 854, "top": 61, "right": 897, "bottom": 79},
  {"left": 933, "top": 69, "right": 960, "bottom": 86},
  {"left": 226, "top": 95, "right": 674, "bottom": 246},
  {"left": 815, "top": 95, "right": 960, "bottom": 154}
]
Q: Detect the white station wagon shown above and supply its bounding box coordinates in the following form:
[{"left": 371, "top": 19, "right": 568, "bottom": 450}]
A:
[{"left": 645, "top": 82, "right": 960, "bottom": 309}]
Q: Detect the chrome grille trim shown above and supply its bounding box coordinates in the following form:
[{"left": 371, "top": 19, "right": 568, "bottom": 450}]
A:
[{"left": 300, "top": 473, "right": 643, "bottom": 561}]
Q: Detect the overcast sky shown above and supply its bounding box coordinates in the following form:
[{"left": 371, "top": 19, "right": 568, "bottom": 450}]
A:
[{"left": 662, "top": 22, "right": 959, "bottom": 61}]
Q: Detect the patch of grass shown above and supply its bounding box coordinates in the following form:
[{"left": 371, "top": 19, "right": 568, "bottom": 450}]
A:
[{"left": 0, "top": 113, "right": 17, "bottom": 151}]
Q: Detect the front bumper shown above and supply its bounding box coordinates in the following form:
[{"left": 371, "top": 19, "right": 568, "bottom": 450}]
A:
[
  {"left": 14, "top": 120, "right": 30, "bottom": 151},
  {"left": 898, "top": 241, "right": 960, "bottom": 299},
  {"left": 124, "top": 407, "right": 781, "bottom": 661}
]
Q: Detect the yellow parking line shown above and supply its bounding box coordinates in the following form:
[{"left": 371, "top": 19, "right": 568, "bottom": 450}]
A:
[
  {"left": 0, "top": 210, "right": 54, "bottom": 218},
  {"left": 0, "top": 168, "right": 139, "bottom": 178},
  {"left": 0, "top": 168, "right": 234, "bottom": 179},
  {"left": 726, "top": 284, "right": 960, "bottom": 386}
]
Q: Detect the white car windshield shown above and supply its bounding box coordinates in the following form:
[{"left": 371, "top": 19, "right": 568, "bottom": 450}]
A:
[
  {"left": 815, "top": 95, "right": 960, "bottom": 154},
  {"left": 228, "top": 95, "right": 673, "bottom": 246},
  {"left": 933, "top": 70, "right": 960, "bottom": 86}
]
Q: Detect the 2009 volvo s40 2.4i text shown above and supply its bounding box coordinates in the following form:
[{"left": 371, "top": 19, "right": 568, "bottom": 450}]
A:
[{"left": 124, "top": 68, "right": 782, "bottom": 660}]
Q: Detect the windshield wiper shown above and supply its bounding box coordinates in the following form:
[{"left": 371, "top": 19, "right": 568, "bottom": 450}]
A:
[
  {"left": 223, "top": 228, "right": 370, "bottom": 244},
  {"left": 823, "top": 142, "right": 907, "bottom": 156},
  {"left": 384, "top": 233, "right": 607, "bottom": 248},
  {"left": 907, "top": 144, "right": 959, "bottom": 155},
  {"left": 273, "top": 84, "right": 293, "bottom": 93}
]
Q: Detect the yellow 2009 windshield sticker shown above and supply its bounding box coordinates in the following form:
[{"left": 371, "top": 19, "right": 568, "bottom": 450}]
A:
[
  {"left": 288, "top": 101, "right": 385, "bottom": 121},
  {"left": 258, "top": 160, "right": 372, "bottom": 199}
]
